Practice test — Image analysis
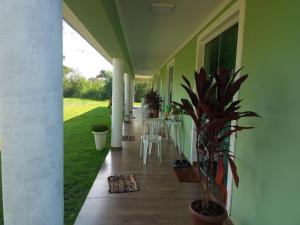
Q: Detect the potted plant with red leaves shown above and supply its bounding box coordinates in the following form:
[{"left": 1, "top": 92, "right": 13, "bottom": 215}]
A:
[
  {"left": 144, "top": 89, "right": 161, "bottom": 118},
  {"left": 174, "top": 67, "right": 260, "bottom": 225}
]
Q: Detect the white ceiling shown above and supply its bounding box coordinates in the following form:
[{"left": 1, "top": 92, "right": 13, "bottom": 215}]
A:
[{"left": 115, "top": 0, "right": 222, "bottom": 76}]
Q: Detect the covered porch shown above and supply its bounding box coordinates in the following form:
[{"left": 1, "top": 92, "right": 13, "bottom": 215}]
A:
[{"left": 0, "top": 0, "right": 299, "bottom": 225}]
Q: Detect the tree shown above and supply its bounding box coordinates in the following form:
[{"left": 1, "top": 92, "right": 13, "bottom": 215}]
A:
[
  {"left": 63, "top": 72, "right": 88, "bottom": 98},
  {"left": 96, "top": 70, "right": 112, "bottom": 79},
  {"left": 102, "top": 74, "right": 112, "bottom": 99},
  {"left": 63, "top": 66, "right": 112, "bottom": 100},
  {"left": 63, "top": 65, "right": 73, "bottom": 75},
  {"left": 135, "top": 82, "right": 150, "bottom": 102}
]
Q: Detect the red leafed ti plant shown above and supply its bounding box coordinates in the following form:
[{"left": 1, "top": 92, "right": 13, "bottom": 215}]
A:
[{"left": 174, "top": 67, "right": 260, "bottom": 224}]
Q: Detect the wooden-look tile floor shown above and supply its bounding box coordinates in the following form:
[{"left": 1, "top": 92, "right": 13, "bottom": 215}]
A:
[{"left": 74, "top": 108, "right": 202, "bottom": 225}]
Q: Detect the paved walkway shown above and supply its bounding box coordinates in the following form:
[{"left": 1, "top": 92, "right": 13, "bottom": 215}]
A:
[{"left": 74, "top": 108, "right": 202, "bottom": 225}]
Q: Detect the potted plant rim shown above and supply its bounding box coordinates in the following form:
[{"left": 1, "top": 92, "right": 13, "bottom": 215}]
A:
[
  {"left": 174, "top": 67, "right": 260, "bottom": 225},
  {"left": 144, "top": 89, "right": 161, "bottom": 118},
  {"left": 91, "top": 124, "right": 109, "bottom": 151}
]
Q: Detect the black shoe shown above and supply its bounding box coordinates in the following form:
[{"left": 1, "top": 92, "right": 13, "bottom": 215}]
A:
[{"left": 173, "top": 160, "right": 181, "bottom": 168}]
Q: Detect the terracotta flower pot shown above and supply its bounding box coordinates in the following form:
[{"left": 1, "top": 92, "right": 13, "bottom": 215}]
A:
[
  {"left": 189, "top": 200, "right": 227, "bottom": 225},
  {"left": 153, "top": 110, "right": 159, "bottom": 118},
  {"left": 149, "top": 110, "right": 159, "bottom": 118}
]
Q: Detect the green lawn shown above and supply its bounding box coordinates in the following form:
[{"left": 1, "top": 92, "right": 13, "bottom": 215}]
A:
[
  {"left": 134, "top": 102, "right": 142, "bottom": 107},
  {"left": 64, "top": 98, "right": 110, "bottom": 225},
  {"left": 0, "top": 98, "right": 111, "bottom": 225}
]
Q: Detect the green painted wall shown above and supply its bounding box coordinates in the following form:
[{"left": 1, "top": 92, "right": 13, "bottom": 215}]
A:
[
  {"left": 158, "top": 0, "right": 237, "bottom": 160},
  {"left": 231, "top": 1, "right": 300, "bottom": 224},
  {"left": 171, "top": 37, "right": 197, "bottom": 159},
  {"left": 159, "top": 66, "right": 167, "bottom": 107},
  {"left": 156, "top": 0, "right": 300, "bottom": 224},
  {"left": 152, "top": 74, "right": 158, "bottom": 90}
]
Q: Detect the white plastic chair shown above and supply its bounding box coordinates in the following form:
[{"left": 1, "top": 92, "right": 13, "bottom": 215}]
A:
[
  {"left": 141, "top": 98, "right": 149, "bottom": 123},
  {"left": 139, "top": 118, "right": 164, "bottom": 164}
]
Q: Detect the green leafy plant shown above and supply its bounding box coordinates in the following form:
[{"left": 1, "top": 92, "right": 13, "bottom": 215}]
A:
[
  {"left": 144, "top": 89, "right": 161, "bottom": 117},
  {"left": 164, "top": 104, "right": 172, "bottom": 113},
  {"left": 63, "top": 68, "right": 112, "bottom": 100},
  {"left": 91, "top": 124, "right": 109, "bottom": 132},
  {"left": 170, "top": 103, "right": 183, "bottom": 115},
  {"left": 174, "top": 67, "right": 260, "bottom": 216}
]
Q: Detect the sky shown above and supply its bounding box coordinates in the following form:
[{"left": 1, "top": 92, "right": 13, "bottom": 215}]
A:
[{"left": 63, "top": 21, "right": 112, "bottom": 78}]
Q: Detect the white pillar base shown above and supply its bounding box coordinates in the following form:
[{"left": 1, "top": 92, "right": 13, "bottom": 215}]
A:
[{"left": 132, "top": 80, "right": 135, "bottom": 111}]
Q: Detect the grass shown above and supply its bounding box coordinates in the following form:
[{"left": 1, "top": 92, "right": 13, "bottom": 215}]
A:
[
  {"left": 64, "top": 98, "right": 110, "bottom": 225},
  {"left": 0, "top": 98, "right": 111, "bottom": 225},
  {"left": 134, "top": 102, "right": 142, "bottom": 107}
]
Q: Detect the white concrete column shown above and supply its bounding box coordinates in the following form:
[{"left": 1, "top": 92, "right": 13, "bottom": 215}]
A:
[
  {"left": 111, "top": 58, "right": 125, "bottom": 148},
  {"left": 124, "top": 73, "right": 131, "bottom": 122},
  {"left": 131, "top": 80, "right": 135, "bottom": 109},
  {"left": 0, "top": 1, "right": 63, "bottom": 225}
]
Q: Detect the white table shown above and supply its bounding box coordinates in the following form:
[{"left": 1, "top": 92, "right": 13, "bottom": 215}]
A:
[{"left": 166, "top": 119, "right": 182, "bottom": 153}]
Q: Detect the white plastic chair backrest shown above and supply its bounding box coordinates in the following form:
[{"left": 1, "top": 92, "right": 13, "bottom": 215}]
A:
[
  {"left": 141, "top": 99, "right": 145, "bottom": 122},
  {"left": 143, "top": 118, "right": 164, "bottom": 136},
  {"left": 141, "top": 99, "right": 149, "bottom": 122}
]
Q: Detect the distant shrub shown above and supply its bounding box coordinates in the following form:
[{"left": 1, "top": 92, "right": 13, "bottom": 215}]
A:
[
  {"left": 63, "top": 67, "right": 112, "bottom": 100},
  {"left": 63, "top": 66, "right": 151, "bottom": 103}
]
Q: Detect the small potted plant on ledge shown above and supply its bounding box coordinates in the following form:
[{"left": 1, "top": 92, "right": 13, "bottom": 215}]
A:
[
  {"left": 144, "top": 89, "right": 161, "bottom": 118},
  {"left": 91, "top": 124, "right": 109, "bottom": 151},
  {"left": 174, "top": 68, "right": 260, "bottom": 225},
  {"left": 170, "top": 103, "right": 183, "bottom": 121}
]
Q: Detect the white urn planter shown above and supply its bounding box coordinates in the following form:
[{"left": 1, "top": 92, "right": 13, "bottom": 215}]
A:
[
  {"left": 92, "top": 131, "right": 108, "bottom": 151},
  {"left": 91, "top": 124, "right": 109, "bottom": 151}
]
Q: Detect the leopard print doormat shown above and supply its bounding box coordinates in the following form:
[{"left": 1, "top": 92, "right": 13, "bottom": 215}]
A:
[{"left": 108, "top": 174, "right": 139, "bottom": 193}]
